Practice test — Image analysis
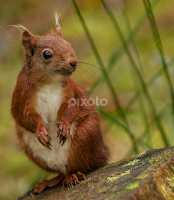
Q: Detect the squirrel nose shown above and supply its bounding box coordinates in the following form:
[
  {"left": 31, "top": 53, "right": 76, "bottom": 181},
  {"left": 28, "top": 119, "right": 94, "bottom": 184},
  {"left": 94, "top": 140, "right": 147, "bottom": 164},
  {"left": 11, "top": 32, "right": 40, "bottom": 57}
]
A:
[{"left": 69, "top": 60, "right": 78, "bottom": 69}]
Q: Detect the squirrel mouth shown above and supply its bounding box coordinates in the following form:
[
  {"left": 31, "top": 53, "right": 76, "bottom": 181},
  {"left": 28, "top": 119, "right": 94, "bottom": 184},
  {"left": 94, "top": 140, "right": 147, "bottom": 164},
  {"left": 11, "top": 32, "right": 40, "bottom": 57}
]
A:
[{"left": 55, "top": 69, "right": 72, "bottom": 76}]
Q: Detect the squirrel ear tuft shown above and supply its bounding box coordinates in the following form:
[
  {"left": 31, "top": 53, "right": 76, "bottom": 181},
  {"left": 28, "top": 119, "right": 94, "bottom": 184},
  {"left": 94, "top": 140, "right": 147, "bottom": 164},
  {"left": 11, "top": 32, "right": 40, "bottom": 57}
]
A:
[
  {"left": 54, "top": 12, "right": 62, "bottom": 37},
  {"left": 22, "top": 30, "right": 36, "bottom": 57},
  {"left": 8, "top": 24, "right": 28, "bottom": 33}
]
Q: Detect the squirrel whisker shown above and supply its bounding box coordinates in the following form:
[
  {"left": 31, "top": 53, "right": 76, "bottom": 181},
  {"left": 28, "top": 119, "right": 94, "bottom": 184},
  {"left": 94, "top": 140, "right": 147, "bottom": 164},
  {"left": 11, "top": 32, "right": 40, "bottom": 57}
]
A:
[
  {"left": 75, "top": 44, "right": 90, "bottom": 57},
  {"left": 79, "top": 64, "right": 95, "bottom": 74},
  {"left": 77, "top": 52, "right": 94, "bottom": 60},
  {"left": 79, "top": 61, "right": 102, "bottom": 70},
  {"left": 71, "top": 34, "right": 84, "bottom": 47},
  {"left": 79, "top": 65, "right": 97, "bottom": 80}
]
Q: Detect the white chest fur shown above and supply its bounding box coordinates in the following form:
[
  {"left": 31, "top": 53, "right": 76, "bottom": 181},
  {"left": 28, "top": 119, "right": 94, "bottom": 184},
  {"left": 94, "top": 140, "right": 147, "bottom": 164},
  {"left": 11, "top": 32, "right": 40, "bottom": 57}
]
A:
[
  {"left": 23, "top": 83, "right": 71, "bottom": 174},
  {"left": 36, "top": 83, "right": 62, "bottom": 125}
]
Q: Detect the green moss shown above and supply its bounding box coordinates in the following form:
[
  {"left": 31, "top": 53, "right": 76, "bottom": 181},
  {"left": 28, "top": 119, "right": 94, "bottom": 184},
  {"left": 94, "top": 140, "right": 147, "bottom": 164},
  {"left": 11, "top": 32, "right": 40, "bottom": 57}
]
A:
[
  {"left": 107, "top": 175, "right": 120, "bottom": 182},
  {"left": 109, "top": 194, "right": 116, "bottom": 199},
  {"left": 135, "top": 174, "right": 149, "bottom": 179},
  {"left": 149, "top": 158, "right": 157, "bottom": 164},
  {"left": 167, "top": 170, "right": 172, "bottom": 178},
  {"left": 81, "top": 194, "right": 84, "bottom": 198},
  {"left": 104, "top": 194, "right": 117, "bottom": 200},
  {"left": 137, "top": 152, "right": 146, "bottom": 156},
  {"left": 107, "top": 170, "right": 131, "bottom": 182},
  {"left": 161, "top": 184, "right": 168, "bottom": 196},
  {"left": 80, "top": 180, "right": 86, "bottom": 184},
  {"left": 167, "top": 176, "right": 174, "bottom": 188},
  {"left": 126, "top": 182, "right": 140, "bottom": 190},
  {"left": 165, "top": 150, "right": 171, "bottom": 156},
  {"left": 98, "top": 177, "right": 102, "bottom": 182},
  {"left": 88, "top": 182, "right": 93, "bottom": 186},
  {"left": 123, "top": 159, "right": 140, "bottom": 167},
  {"left": 149, "top": 150, "right": 172, "bottom": 164},
  {"left": 121, "top": 170, "right": 131, "bottom": 176},
  {"left": 98, "top": 187, "right": 109, "bottom": 193}
]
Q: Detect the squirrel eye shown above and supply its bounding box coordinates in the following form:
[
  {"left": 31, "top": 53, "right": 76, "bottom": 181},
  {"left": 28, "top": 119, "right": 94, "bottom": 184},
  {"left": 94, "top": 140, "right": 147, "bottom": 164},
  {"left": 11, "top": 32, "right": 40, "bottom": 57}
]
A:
[{"left": 43, "top": 51, "right": 52, "bottom": 59}]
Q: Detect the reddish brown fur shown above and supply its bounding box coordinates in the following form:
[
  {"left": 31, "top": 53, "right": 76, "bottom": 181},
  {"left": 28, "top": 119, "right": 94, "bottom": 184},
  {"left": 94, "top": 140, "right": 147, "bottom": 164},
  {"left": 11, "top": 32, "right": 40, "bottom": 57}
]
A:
[
  {"left": 11, "top": 24, "right": 110, "bottom": 193},
  {"left": 59, "top": 78, "right": 109, "bottom": 173}
]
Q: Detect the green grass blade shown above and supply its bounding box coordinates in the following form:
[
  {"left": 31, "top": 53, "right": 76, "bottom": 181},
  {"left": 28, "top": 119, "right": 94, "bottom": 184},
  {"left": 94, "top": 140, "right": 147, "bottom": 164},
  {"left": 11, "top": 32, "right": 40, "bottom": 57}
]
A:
[
  {"left": 125, "top": 103, "right": 171, "bottom": 157},
  {"left": 121, "top": 1, "right": 151, "bottom": 145},
  {"left": 142, "top": 0, "right": 174, "bottom": 126},
  {"left": 89, "top": 0, "right": 159, "bottom": 96},
  {"left": 125, "top": 55, "right": 174, "bottom": 113},
  {"left": 101, "top": 0, "right": 170, "bottom": 146},
  {"left": 71, "top": 0, "right": 133, "bottom": 134},
  {"left": 102, "top": 121, "right": 113, "bottom": 136},
  {"left": 98, "top": 107, "right": 140, "bottom": 153},
  {"left": 98, "top": 107, "right": 151, "bottom": 151},
  {"left": 139, "top": 103, "right": 171, "bottom": 147}
]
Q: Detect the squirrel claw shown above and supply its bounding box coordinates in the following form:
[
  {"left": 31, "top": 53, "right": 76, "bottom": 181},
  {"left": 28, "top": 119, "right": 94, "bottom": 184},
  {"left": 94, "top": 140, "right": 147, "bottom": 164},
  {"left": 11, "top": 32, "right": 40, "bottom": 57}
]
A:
[
  {"left": 48, "top": 146, "right": 52, "bottom": 150},
  {"left": 62, "top": 172, "right": 81, "bottom": 187},
  {"left": 69, "top": 182, "right": 73, "bottom": 188},
  {"left": 47, "top": 135, "right": 52, "bottom": 141},
  {"left": 74, "top": 181, "right": 77, "bottom": 185},
  {"left": 57, "top": 120, "right": 72, "bottom": 146},
  {"left": 36, "top": 124, "right": 51, "bottom": 149},
  {"left": 61, "top": 141, "right": 65, "bottom": 146}
]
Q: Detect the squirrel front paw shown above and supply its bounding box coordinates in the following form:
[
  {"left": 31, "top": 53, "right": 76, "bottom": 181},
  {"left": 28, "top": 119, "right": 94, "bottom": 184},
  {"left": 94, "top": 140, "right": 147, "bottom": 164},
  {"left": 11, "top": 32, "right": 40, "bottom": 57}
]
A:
[
  {"left": 36, "top": 124, "right": 52, "bottom": 150},
  {"left": 56, "top": 121, "right": 72, "bottom": 146}
]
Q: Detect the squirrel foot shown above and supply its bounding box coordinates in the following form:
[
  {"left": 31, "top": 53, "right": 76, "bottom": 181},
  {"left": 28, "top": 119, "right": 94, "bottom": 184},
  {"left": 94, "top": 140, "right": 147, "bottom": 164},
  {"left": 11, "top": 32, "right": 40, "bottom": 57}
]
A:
[
  {"left": 32, "top": 174, "right": 65, "bottom": 194},
  {"left": 62, "top": 171, "right": 86, "bottom": 187},
  {"left": 57, "top": 121, "right": 72, "bottom": 146}
]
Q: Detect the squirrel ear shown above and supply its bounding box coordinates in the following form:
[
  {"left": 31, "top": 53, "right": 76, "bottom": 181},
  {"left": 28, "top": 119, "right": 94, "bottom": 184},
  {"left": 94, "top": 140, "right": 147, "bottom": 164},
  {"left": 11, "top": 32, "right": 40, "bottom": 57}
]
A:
[
  {"left": 22, "top": 30, "right": 36, "bottom": 57},
  {"left": 54, "top": 13, "right": 62, "bottom": 37},
  {"left": 56, "top": 25, "right": 62, "bottom": 37}
]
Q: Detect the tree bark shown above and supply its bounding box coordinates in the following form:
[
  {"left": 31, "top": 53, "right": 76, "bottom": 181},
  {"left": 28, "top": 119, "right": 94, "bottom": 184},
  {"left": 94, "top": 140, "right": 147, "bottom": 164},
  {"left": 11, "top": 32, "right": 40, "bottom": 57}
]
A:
[{"left": 17, "top": 146, "right": 174, "bottom": 200}]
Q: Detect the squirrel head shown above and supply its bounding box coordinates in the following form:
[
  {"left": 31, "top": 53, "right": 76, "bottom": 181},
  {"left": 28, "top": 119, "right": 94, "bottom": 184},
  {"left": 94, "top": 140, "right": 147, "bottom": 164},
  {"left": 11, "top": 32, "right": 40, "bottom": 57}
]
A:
[{"left": 19, "top": 14, "right": 78, "bottom": 84}]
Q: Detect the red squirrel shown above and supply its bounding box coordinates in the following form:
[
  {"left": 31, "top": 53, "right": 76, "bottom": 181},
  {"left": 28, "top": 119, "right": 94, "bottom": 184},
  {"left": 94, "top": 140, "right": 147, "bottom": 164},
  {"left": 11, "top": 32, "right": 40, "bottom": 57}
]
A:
[{"left": 11, "top": 14, "right": 110, "bottom": 194}]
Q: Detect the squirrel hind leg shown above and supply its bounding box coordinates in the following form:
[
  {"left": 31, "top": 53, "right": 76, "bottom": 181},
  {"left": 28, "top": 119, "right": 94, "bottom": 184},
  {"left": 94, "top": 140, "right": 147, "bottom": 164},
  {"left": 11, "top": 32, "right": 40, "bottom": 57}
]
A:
[
  {"left": 32, "top": 174, "right": 65, "bottom": 194},
  {"left": 62, "top": 171, "right": 86, "bottom": 187}
]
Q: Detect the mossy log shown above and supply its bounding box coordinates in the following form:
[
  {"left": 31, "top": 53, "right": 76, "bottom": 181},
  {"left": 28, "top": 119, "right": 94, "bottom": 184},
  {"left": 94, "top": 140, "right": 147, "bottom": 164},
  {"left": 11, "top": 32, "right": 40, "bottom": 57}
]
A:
[{"left": 17, "top": 146, "right": 174, "bottom": 200}]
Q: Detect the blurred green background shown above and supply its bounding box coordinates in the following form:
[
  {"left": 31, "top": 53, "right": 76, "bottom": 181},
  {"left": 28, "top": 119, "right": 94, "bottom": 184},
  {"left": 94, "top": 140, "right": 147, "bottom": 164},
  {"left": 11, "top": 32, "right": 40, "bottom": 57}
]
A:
[{"left": 0, "top": 0, "right": 174, "bottom": 199}]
